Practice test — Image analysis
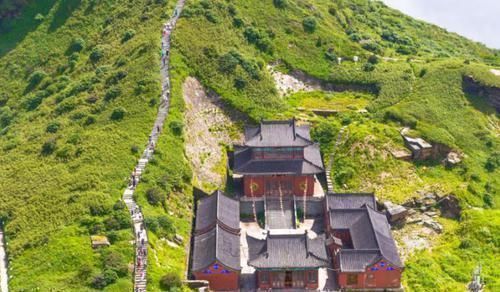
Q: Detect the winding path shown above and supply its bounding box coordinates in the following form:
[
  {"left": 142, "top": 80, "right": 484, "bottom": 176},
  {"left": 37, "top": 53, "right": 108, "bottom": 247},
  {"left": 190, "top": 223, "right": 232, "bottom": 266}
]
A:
[
  {"left": 0, "top": 226, "right": 7, "bottom": 292},
  {"left": 122, "top": 1, "right": 185, "bottom": 291}
]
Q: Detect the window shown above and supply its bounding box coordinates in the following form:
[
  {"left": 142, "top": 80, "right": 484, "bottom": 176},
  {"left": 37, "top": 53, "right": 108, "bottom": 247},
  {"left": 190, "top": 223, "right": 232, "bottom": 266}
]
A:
[
  {"left": 347, "top": 274, "right": 358, "bottom": 285},
  {"left": 260, "top": 272, "right": 269, "bottom": 283},
  {"left": 308, "top": 271, "right": 317, "bottom": 283}
]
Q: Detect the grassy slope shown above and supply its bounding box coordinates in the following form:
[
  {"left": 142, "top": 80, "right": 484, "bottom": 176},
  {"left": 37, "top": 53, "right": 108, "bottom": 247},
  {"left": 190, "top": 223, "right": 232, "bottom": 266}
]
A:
[
  {"left": 172, "top": 0, "right": 499, "bottom": 291},
  {"left": 0, "top": 0, "right": 498, "bottom": 290},
  {"left": 0, "top": 0, "right": 171, "bottom": 290}
]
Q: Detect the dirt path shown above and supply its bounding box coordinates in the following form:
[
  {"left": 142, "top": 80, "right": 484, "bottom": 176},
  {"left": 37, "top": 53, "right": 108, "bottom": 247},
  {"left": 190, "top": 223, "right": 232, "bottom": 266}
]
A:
[{"left": 183, "top": 77, "right": 243, "bottom": 189}]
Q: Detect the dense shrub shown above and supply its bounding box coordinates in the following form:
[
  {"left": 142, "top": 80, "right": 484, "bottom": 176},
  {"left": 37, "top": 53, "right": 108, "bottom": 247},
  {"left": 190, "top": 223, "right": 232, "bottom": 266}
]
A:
[
  {"left": 91, "top": 275, "right": 107, "bottom": 289},
  {"left": 104, "top": 212, "right": 130, "bottom": 230},
  {"left": 105, "top": 87, "right": 121, "bottom": 101},
  {"left": 103, "top": 251, "right": 128, "bottom": 277},
  {"left": 484, "top": 152, "right": 500, "bottom": 172},
  {"left": 273, "top": 0, "right": 288, "bottom": 9},
  {"left": 110, "top": 107, "right": 126, "bottom": 121},
  {"left": 363, "top": 62, "right": 375, "bottom": 72},
  {"left": 84, "top": 116, "right": 96, "bottom": 126},
  {"left": 169, "top": 120, "right": 183, "bottom": 136},
  {"left": 146, "top": 188, "right": 164, "bottom": 206},
  {"left": 28, "top": 70, "right": 47, "bottom": 87},
  {"left": 69, "top": 37, "right": 85, "bottom": 52},
  {"left": 160, "top": 272, "right": 182, "bottom": 290},
  {"left": 483, "top": 193, "right": 494, "bottom": 208},
  {"left": 0, "top": 107, "right": 14, "bottom": 128},
  {"left": 41, "top": 139, "right": 57, "bottom": 155},
  {"left": 144, "top": 217, "right": 159, "bottom": 233},
  {"left": 368, "top": 54, "right": 379, "bottom": 64},
  {"left": 311, "top": 121, "right": 337, "bottom": 151},
  {"left": 90, "top": 47, "right": 104, "bottom": 63},
  {"left": 218, "top": 52, "right": 239, "bottom": 74},
  {"left": 46, "top": 122, "right": 60, "bottom": 133},
  {"left": 233, "top": 16, "right": 243, "bottom": 27},
  {"left": 302, "top": 16, "right": 317, "bottom": 33},
  {"left": 122, "top": 29, "right": 136, "bottom": 42},
  {"left": 243, "top": 26, "right": 272, "bottom": 53},
  {"left": 234, "top": 76, "right": 246, "bottom": 89},
  {"left": 362, "top": 41, "right": 381, "bottom": 53},
  {"left": 102, "top": 269, "right": 118, "bottom": 285},
  {"left": 55, "top": 145, "right": 74, "bottom": 161},
  {"left": 157, "top": 215, "right": 176, "bottom": 236}
]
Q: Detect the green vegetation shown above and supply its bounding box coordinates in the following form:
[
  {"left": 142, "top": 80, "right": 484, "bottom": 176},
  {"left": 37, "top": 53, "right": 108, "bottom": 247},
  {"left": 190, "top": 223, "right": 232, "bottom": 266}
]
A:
[
  {"left": 172, "top": 0, "right": 499, "bottom": 291},
  {"left": 0, "top": 0, "right": 499, "bottom": 291},
  {"left": 0, "top": 0, "right": 173, "bottom": 290}
]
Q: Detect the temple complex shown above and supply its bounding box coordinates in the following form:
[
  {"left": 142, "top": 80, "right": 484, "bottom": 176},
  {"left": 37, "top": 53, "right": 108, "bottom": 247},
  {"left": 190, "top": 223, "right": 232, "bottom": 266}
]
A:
[{"left": 190, "top": 119, "right": 403, "bottom": 291}]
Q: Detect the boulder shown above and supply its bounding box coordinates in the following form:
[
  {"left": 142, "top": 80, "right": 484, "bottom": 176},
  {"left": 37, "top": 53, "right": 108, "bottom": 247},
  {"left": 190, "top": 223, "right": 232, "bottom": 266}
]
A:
[
  {"left": 445, "top": 152, "right": 461, "bottom": 167},
  {"left": 174, "top": 234, "right": 184, "bottom": 245},
  {"left": 423, "top": 219, "right": 443, "bottom": 233},
  {"left": 438, "top": 195, "right": 461, "bottom": 219},
  {"left": 386, "top": 205, "right": 409, "bottom": 224}
]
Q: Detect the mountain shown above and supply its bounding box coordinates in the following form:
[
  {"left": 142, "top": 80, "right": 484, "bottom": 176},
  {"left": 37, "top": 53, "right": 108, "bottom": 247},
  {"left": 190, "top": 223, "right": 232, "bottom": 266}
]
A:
[{"left": 0, "top": 0, "right": 498, "bottom": 291}]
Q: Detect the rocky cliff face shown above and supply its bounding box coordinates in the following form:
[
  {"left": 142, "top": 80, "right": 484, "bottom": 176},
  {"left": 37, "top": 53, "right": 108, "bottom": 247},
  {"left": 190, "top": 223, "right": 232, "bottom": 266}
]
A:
[{"left": 462, "top": 75, "right": 500, "bottom": 112}]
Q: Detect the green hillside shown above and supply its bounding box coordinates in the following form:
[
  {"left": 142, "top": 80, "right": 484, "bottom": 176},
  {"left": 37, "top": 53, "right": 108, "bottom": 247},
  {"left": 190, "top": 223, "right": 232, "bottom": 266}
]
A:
[
  {"left": 0, "top": 0, "right": 176, "bottom": 290},
  {"left": 0, "top": 0, "right": 498, "bottom": 291}
]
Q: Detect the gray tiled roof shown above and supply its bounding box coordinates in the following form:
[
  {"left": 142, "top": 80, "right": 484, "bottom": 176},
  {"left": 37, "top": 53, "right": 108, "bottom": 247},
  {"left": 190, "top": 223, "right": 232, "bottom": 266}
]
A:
[
  {"left": 234, "top": 120, "right": 324, "bottom": 175},
  {"left": 245, "top": 120, "right": 313, "bottom": 147},
  {"left": 366, "top": 206, "right": 402, "bottom": 267},
  {"left": 328, "top": 193, "right": 403, "bottom": 271},
  {"left": 327, "top": 193, "right": 376, "bottom": 210},
  {"left": 192, "top": 226, "right": 241, "bottom": 271},
  {"left": 247, "top": 233, "right": 329, "bottom": 269},
  {"left": 233, "top": 144, "right": 324, "bottom": 175},
  {"left": 233, "top": 156, "right": 324, "bottom": 175},
  {"left": 195, "top": 190, "right": 239, "bottom": 233},
  {"left": 339, "top": 250, "right": 381, "bottom": 272}
]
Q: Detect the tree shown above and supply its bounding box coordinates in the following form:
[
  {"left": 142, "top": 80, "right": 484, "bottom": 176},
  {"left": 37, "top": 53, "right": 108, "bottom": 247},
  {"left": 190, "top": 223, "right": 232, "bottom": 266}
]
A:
[{"left": 303, "top": 16, "right": 317, "bottom": 33}]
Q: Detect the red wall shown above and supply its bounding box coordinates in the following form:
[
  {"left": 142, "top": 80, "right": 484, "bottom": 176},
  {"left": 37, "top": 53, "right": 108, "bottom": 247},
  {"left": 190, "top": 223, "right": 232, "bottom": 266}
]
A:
[
  {"left": 243, "top": 175, "right": 314, "bottom": 197},
  {"left": 193, "top": 262, "right": 240, "bottom": 291},
  {"left": 337, "top": 260, "right": 402, "bottom": 289},
  {"left": 243, "top": 175, "right": 265, "bottom": 197},
  {"left": 256, "top": 270, "right": 319, "bottom": 289}
]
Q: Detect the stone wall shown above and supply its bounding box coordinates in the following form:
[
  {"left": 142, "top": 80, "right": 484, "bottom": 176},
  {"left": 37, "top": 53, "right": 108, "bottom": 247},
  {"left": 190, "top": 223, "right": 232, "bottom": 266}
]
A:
[
  {"left": 294, "top": 197, "right": 325, "bottom": 217},
  {"left": 240, "top": 200, "right": 264, "bottom": 216}
]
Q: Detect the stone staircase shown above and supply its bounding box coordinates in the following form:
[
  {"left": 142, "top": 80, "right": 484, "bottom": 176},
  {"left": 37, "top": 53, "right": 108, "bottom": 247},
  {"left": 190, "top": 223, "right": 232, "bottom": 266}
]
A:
[
  {"left": 326, "top": 126, "right": 347, "bottom": 193},
  {"left": 121, "top": 1, "right": 186, "bottom": 291}
]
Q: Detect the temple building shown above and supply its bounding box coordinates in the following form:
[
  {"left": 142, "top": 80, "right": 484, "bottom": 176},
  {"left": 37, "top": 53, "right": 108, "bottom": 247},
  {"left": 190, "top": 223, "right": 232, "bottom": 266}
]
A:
[
  {"left": 191, "top": 191, "right": 241, "bottom": 291},
  {"left": 247, "top": 231, "right": 329, "bottom": 290},
  {"left": 233, "top": 119, "right": 324, "bottom": 197},
  {"left": 325, "top": 193, "right": 404, "bottom": 290}
]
